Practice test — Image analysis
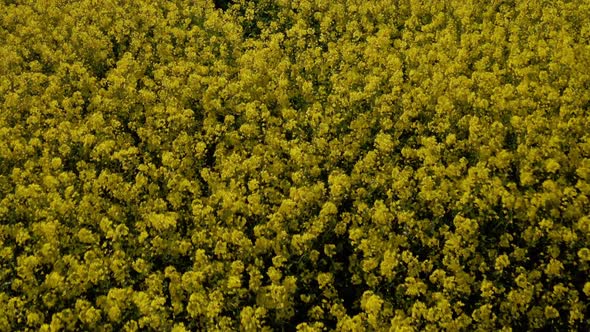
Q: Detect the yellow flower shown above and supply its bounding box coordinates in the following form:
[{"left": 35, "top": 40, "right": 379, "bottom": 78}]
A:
[
  {"left": 494, "top": 254, "right": 510, "bottom": 271},
  {"left": 544, "top": 259, "right": 564, "bottom": 276},
  {"left": 362, "top": 292, "right": 383, "bottom": 314},
  {"left": 480, "top": 280, "right": 496, "bottom": 298},
  {"left": 577, "top": 248, "right": 590, "bottom": 262},
  {"left": 545, "top": 158, "right": 560, "bottom": 173},
  {"left": 317, "top": 272, "right": 333, "bottom": 289},
  {"left": 544, "top": 306, "right": 560, "bottom": 319}
]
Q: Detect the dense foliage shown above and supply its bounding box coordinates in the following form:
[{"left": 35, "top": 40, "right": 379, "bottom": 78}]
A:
[{"left": 1, "top": 0, "right": 590, "bottom": 330}]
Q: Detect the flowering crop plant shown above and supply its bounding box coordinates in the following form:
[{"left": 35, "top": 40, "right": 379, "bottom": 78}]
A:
[{"left": 1, "top": 0, "right": 590, "bottom": 331}]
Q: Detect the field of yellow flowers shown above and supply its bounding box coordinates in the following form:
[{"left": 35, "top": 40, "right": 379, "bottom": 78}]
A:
[{"left": 1, "top": 0, "right": 590, "bottom": 330}]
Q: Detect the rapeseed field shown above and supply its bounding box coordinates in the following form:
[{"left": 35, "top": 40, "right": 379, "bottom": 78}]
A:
[{"left": 1, "top": 0, "right": 590, "bottom": 330}]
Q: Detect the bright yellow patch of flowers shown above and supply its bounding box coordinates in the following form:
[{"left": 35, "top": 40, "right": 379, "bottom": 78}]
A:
[{"left": 1, "top": 0, "right": 590, "bottom": 330}]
